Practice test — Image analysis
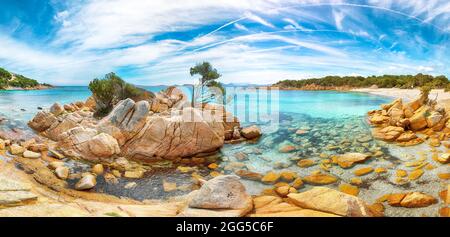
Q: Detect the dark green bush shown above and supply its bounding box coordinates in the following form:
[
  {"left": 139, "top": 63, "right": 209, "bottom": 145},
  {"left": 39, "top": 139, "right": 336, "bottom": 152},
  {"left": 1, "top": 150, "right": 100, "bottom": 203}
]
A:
[
  {"left": 0, "top": 68, "right": 11, "bottom": 89},
  {"left": 88, "top": 72, "right": 153, "bottom": 117}
]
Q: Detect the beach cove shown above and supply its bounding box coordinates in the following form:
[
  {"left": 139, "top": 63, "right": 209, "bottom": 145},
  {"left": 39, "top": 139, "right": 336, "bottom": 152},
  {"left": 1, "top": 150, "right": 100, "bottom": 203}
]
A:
[{"left": 0, "top": 86, "right": 448, "bottom": 217}]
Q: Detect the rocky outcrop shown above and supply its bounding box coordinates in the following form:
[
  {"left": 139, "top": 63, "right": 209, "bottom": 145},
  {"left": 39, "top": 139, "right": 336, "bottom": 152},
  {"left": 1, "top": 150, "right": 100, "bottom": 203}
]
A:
[
  {"left": 367, "top": 92, "right": 447, "bottom": 146},
  {"left": 27, "top": 87, "right": 252, "bottom": 163}
]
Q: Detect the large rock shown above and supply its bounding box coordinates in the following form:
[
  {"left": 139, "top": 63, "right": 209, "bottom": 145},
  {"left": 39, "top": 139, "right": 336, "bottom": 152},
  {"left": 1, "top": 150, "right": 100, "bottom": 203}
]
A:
[
  {"left": 399, "top": 192, "right": 437, "bottom": 208},
  {"left": 409, "top": 105, "right": 430, "bottom": 131},
  {"left": 22, "top": 150, "right": 41, "bottom": 159},
  {"left": 119, "top": 107, "right": 225, "bottom": 159},
  {"left": 50, "top": 103, "right": 65, "bottom": 116},
  {"left": 27, "top": 111, "right": 58, "bottom": 132},
  {"left": 240, "top": 125, "right": 261, "bottom": 139},
  {"left": 336, "top": 153, "right": 370, "bottom": 168},
  {"left": 426, "top": 111, "right": 443, "bottom": 128},
  {"left": 188, "top": 175, "right": 252, "bottom": 210},
  {"left": 372, "top": 126, "right": 404, "bottom": 141},
  {"left": 75, "top": 174, "right": 97, "bottom": 190},
  {"left": 287, "top": 187, "right": 373, "bottom": 217},
  {"left": 87, "top": 133, "right": 120, "bottom": 157},
  {"left": 30, "top": 89, "right": 230, "bottom": 162}
]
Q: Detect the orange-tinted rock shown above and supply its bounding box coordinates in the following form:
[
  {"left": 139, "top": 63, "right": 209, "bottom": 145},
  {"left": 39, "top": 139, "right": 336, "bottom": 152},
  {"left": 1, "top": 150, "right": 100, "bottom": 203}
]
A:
[
  {"left": 287, "top": 187, "right": 373, "bottom": 217},
  {"left": 400, "top": 192, "right": 437, "bottom": 208},
  {"left": 437, "top": 173, "right": 450, "bottom": 180},
  {"left": 336, "top": 153, "right": 370, "bottom": 168},
  {"left": 387, "top": 193, "right": 407, "bottom": 207},
  {"left": 303, "top": 173, "right": 338, "bottom": 185},
  {"left": 297, "top": 159, "right": 316, "bottom": 168},
  {"left": 261, "top": 172, "right": 280, "bottom": 184},
  {"left": 350, "top": 177, "right": 363, "bottom": 186},
  {"left": 367, "top": 203, "right": 385, "bottom": 217},
  {"left": 279, "top": 145, "right": 296, "bottom": 153},
  {"left": 291, "top": 178, "right": 304, "bottom": 189},
  {"left": 396, "top": 169, "right": 408, "bottom": 177},
  {"left": 338, "top": 183, "right": 359, "bottom": 196},
  {"left": 374, "top": 167, "right": 387, "bottom": 174},
  {"left": 235, "top": 169, "right": 263, "bottom": 181},
  {"left": 354, "top": 167, "right": 374, "bottom": 176},
  {"left": 408, "top": 169, "right": 424, "bottom": 181},
  {"left": 280, "top": 171, "right": 298, "bottom": 182}
]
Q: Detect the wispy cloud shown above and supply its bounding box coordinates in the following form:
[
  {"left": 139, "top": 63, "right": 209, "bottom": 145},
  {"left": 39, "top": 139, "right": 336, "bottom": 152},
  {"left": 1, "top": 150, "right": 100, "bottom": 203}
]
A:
[{"left": 244, "top": 12, "right": 276, "bottom": 28}]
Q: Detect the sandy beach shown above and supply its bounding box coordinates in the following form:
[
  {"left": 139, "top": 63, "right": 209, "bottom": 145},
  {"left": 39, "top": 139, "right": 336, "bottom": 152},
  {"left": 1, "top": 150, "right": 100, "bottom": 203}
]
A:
[{"left": 353, "top": 88, "right": 450, "bottom": 102}]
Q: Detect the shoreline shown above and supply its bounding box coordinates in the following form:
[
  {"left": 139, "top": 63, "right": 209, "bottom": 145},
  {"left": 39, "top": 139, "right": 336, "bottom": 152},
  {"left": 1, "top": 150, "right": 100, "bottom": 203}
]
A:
[
  {"left": 264, "top": 86, "right": 450, "bottom": 103},
  {"left": 0, "top": 86, "right": 448, "bottom": 217},
  {"left": 1, "top": 85, "right": 54, "bottom": 91}
]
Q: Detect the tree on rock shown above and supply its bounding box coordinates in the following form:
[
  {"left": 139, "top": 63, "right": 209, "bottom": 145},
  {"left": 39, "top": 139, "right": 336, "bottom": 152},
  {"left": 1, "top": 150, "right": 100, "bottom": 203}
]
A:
[{"left": 189, "top": 62, "right": 225, "bottom": 106}]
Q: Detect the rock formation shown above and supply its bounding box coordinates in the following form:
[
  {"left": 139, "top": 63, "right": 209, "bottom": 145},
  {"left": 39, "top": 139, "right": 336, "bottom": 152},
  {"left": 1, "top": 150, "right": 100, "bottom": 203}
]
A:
[
  {"left": 27, "top": 87, "right": 256, "bottom": 163},
  {"left": 367, "top": 91, "right": 449, "bottom": 146}
]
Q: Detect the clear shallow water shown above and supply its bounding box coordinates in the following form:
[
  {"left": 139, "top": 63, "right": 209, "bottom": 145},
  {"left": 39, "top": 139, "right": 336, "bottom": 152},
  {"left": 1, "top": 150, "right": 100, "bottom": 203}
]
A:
[{"left": 0, "top": 86, "right": 394, "bottom": 200}]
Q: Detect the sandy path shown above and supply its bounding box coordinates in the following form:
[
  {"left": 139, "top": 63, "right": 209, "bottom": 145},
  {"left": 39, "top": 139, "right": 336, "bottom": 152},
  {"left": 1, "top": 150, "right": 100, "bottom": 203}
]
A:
[{"left": 352, "top": 88, "right": 450, "bottom": 102}]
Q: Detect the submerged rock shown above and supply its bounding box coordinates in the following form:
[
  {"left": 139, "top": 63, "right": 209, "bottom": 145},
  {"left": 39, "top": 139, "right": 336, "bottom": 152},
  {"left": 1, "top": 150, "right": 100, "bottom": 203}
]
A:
[
  {"left": 303, "top": 173, "right": 338, "bottom": 185},
  {"left": 336, "top": 153, "right": 370, "bottom": 168},
  {"left": 240, "top": 125, "right": 261, "bottom": 139}
]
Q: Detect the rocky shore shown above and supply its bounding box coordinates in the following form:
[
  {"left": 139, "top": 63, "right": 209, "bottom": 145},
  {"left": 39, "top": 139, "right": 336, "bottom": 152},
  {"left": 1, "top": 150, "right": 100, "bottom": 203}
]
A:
[{"left": 0, "top": 87, "right": 448, "bottom": 217}]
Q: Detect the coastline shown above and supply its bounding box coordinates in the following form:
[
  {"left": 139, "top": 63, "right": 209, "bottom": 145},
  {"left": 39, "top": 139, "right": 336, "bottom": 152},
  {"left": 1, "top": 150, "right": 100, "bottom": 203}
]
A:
[
  {"left": 1, "top": 85, "right": 54, "bottom": 91},
  {"left": 0, "top": 86, "right": 448, "bottom": 217},
  {"left": 352, "top": 88, "right": 450, "bottom": 102},
  {"left": 265, "top": 85, "right": 450, "bottom": 103}
]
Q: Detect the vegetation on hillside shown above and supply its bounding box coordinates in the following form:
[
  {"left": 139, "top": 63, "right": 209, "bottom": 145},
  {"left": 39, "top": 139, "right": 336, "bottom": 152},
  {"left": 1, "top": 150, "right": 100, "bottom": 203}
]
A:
[
  {"left": 274, "top": 74, "right": 450, "bottom": 90},
  {"left": 0, "top": 67, "right": 49, "bottom": 89},
  {"left": 189, "top": 62, "right": 225, "bottom": 105},
  {"left": 88, "top": 72, "right": 154, "bottom": 117}
]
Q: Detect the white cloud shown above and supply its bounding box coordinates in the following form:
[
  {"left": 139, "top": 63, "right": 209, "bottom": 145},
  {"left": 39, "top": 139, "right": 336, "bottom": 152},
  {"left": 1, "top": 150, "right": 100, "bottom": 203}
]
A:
[
  {"left": 282, "top": 18, "right": 306, "bottom": 30},
  {"left": 234, "top": 23, "right": 249, "bottom": 31},
  {"left": 244, "top": 12, "right": 276, "bottom": 28},
  {"left": 332, "top": 10, "right": 345, "bottom": 30}
]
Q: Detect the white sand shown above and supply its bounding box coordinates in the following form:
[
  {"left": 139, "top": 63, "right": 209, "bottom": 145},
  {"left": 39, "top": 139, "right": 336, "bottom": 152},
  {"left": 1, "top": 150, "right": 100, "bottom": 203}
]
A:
[{"left": 352, "top": 88, "right": 450, "bottom": 102}]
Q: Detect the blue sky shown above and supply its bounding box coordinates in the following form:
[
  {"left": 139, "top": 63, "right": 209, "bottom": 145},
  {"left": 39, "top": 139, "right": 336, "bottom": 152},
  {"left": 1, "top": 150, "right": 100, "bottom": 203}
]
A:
[{"left": 0, "top": 0, "right": 449, "bottom": 86}]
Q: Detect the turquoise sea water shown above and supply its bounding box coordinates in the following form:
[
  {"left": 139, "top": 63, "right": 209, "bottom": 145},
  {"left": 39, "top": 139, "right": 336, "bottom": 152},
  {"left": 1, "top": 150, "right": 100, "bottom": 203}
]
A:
[
  {"left": 0, "top": 86, "right": 393, "bottom": 200},
  {"left": 0, "top": 86, "right": 389, "bottom": 124}
]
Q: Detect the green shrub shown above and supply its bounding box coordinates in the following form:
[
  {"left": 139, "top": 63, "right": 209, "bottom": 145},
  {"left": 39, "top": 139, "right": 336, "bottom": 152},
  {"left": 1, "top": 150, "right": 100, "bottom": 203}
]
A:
[
  {"left": 9, "top": 74, "right": 39, "bottom": 88},
  {"left": 0, "top": 68, "right": 11, "bottom": 89},
  {"left": 88, "top": 72, "right": 153, "bottom": 117}
]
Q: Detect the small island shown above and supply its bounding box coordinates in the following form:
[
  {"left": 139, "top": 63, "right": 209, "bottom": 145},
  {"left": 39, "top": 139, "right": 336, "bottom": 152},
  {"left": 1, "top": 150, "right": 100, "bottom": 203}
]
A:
[{"left": 0, "top": 67, "right": 52, "bottom": 90}]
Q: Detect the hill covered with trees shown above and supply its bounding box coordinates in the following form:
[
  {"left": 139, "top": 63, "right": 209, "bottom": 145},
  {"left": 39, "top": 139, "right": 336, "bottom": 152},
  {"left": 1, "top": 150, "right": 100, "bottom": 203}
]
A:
[
  {"left": 274, "top": 74, "right": 450, "bottom": 90},
  {"left": 0, "top": 67, "right": 52, "bottom": 90}
]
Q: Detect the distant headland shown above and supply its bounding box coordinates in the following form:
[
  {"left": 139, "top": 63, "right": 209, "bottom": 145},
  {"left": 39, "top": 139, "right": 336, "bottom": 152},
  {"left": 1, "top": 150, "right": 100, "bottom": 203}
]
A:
[
  {"left": 0, "top": 67, "right": 53, "bottom": 90},
  {"left": 273, "top": 74, "right": 450, "bottom": 91}
]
